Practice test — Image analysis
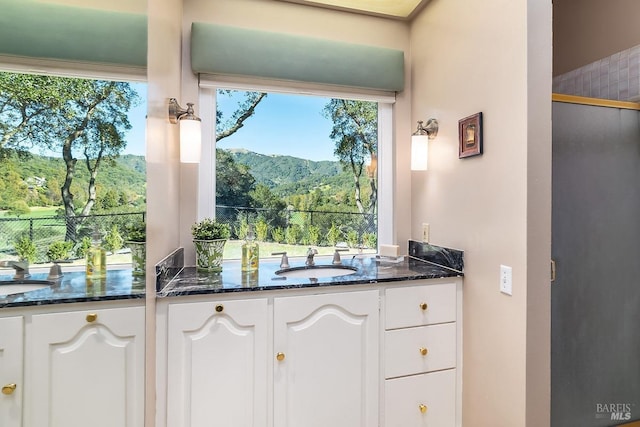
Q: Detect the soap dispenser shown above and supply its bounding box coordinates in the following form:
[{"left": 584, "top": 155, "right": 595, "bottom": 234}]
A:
[
  {"left": 86, "top": 229, "right": 106, "bottom": 279},
  {"left": 241, "top": 224, "right": 259, "bottom": 272}
]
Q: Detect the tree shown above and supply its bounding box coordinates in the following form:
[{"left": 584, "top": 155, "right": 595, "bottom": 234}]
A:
[
  {"left": 323, "top": 99, "right": 378, "bottom": 225},
  {"left": 0, "top": 72, "right": 139, "bottom": 240},
  {"left": 0, "top": 73, "right": 74, "bottom": 155},
  {"left": 0, "top": 162, "right": 28, "bottom": 209},
  {"left": 214, "top": 90, "right": 267, "bottom": 211},
  {"left": 216, "top": 149, "right": 255, "bottom": 207},
  {"left": 216, "top": 90, "right": 266, "bottom": 142}
]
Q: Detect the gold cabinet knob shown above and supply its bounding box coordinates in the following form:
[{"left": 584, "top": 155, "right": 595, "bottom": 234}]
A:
[
  {"left": 419, "top": 347, "right": 428, "bottom": 356},
  {"left": 215, "top": 304, "right": 224, "bottom": 313},
  {"left": 420, "top": 302, "right": 428, "bottom": 311},
  {"left": 419, "top": 403, "right": 428, "bottom": 414},
  {"left": 276, "top": 352, "right": 285, "bottom": 361},
  {"left": 86, "top": 313, "right": 98, "bottom": 323},
  {"left": 2, "top": 383, "right": 16, "bottom": 395}
]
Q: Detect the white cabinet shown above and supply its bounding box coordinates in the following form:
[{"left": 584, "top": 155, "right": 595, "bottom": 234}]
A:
[
  {"left": 273, "top": 290, "right": 379, "bottom": 427},
  {"left": 0, "top": 316, "right": 23, "bottom": 427},
  {"left": 166, "top": 298, "right": 268, "bottom": 427},
  {"left": 25, "top": 306, "right": 145, "bottom": 427},
  {"left": 161, "top": 289, "right": 379, "bottom": 427},
  {"left": 383, "top": 282, "right": 460, "bottom": 427},
  {"left": 159, "top": 279, "right": 461, "bottom": 427}
]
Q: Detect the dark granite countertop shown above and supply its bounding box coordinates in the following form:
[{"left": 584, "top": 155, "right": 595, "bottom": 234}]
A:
[
  {"left": 157, "top": 255, "right": 463, "bottom": 298},
  {"left": 0, "top": 269, "right": 145, "bottom": 308}
]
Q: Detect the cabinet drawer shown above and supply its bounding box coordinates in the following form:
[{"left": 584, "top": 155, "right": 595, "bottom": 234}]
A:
[
  {"left": 385, "top": 322, "right": 456, "bottom": 379},
  {"left": 385, "top": 283, "right": 456, "bottom": 329},
  {"left": 385, "top": 369, "right": 456, "bottom": 427}
]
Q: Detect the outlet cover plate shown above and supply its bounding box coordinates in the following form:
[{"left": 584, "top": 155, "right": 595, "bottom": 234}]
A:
[{"left": 500, "top": 265, "right": 512, "bottom": 295}]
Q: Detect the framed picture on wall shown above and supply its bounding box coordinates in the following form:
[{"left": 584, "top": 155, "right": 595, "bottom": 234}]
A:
[{"left": 458, "top": 112, "right": 483, "bottom": 158}]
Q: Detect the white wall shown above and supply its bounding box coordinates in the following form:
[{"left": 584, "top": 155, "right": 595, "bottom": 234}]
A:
[
  {"left": 146, "top": 0, "right": 183, "bottom": 426},
  {"left": 410, "top": 0, "right": 551, "bottom": 425}
]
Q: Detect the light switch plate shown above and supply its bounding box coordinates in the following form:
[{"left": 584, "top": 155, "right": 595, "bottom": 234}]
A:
[
  {"left": 422, "top": 223, "right": 430, "bottom": 242},
  {"left": 500, "top": 265, "right": 512, "bottom": 295}
]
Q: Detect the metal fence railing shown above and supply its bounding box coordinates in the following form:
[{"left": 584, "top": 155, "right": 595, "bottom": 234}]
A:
[
  {"left": 216, "top": 205, "right": 377, "bottom": 248},
  {"left": 0, "top": 206, "right": 376, "bottom": 262},
  {"left": 0, "top": 212, "right": 145, "bottom": 262}
]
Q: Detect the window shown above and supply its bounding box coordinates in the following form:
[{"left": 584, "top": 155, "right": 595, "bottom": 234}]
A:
[
  {"left": 199, "top": 84, "right": 394, "bottom": 260},
  {"left": 0, "top": 70, "right": 146, "bottom": 270}
]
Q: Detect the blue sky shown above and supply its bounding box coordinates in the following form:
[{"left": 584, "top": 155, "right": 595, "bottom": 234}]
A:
[
  {"left": 126, "top": 87, "right": 339, "bottom": 161},
  {"left": 123, "top": 82, "right": 147, "bottom": 157},
  {"left": 215, "top": 91, "right": 337, "bottom": 161}
]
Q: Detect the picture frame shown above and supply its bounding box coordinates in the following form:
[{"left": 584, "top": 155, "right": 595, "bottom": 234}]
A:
[{"left": 458, "top": 112, "right": 483, "bottom": 158}]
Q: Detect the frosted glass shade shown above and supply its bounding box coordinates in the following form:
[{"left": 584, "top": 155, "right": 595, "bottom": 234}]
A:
[
  {"left": 411, "top": 134, "right": 429, "bottom": 171},
  {"left": 179, "top": 119, "right": 201, "bottom": 163}
]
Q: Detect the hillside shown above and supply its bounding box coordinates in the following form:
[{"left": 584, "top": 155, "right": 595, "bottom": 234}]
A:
[
  {"left": 227, "top": 149, "right": 345, "bottom": 194},
  {"left": 0, "top": 150, "right": 146, "bottom": 210}
]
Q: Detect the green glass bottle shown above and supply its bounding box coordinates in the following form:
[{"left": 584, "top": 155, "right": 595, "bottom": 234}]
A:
[
  {"left": 241, "top": 224, "right": 259, "bottom": 272},
  {"left": 86, "top": 229, "right": 106, "bottom": 279}
]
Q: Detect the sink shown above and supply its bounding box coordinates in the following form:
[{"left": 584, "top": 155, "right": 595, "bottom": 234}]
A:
[
  {"left": 0, "top": 280, "right": 52, "bottom": 296},
  {"left": 275, "top": 265, "right": 357, "bottom": 279}
]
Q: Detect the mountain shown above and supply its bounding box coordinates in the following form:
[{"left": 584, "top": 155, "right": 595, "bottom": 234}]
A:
[
  {"left": 227, "top": 149, "right": 343, "bottom": 191},
  {"left": 0, "top": 150, "right": 146, "bottom": 209}
]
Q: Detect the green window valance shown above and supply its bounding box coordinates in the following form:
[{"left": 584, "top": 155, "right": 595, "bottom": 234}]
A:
[
  {"left": 191, "top": 23, "right": 404, "bottom": 92},
  {"left": 0, "top": 0, "right": 146, "bottom": 67}
]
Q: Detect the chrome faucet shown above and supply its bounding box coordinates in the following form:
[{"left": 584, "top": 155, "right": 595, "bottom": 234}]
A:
[
  {"left": 272, "top": 251, "right": 290, "bottom": 269},
  {"left": 305, "top": 248, "right": 318, "bottom": 266},
  {"left": 332, "top": 248, "right": 349, "bottom": 265},
  {"left": 0, "top": 260, "right": 31, "bottom": 280}
]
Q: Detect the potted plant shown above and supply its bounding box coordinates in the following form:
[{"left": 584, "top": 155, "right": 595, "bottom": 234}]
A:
[
  {"left": 191, "top": 218, "right": 231, "bottom": 272},
  {"left": 125, "top": 221, "right": 146, "bottom": 277}
]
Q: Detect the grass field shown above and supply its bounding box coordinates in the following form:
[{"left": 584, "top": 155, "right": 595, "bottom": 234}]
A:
[{"left": 0, "top": 206, "right": 59, "bottom": 218}]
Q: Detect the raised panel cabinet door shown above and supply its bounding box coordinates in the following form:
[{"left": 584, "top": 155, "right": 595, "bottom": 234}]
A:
[
  {"left": 166, "top": 298, "right": 268, "bottom": 427},
  {"left": 385, "top": 369, "right": 456, "bottom": 427},
  {"left": 0, "top": 317, "right": 23, "bottom": 427},
  {"left": 273, "top": 290, "right": 379, "bottom": 427},
  {"left": 26, "top": 306, "right": 145, "bottom": 427}
]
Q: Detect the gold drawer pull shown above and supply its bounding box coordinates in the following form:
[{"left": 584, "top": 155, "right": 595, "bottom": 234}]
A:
[
  {"left": 2, "top": 383, "right": 16, "bottom": 395},
  {"left": 86, "top": 313, "right": 98, "bottom": 323},
  {"left": 419, "top": 347, "right": 428, "bottom": 356},
  {"left": 276, "top": 352, "right": 285, "bottom": 361},
  {"left": 420, "top": 302, "right": 428, "bottom": 311},
  {"left": 419, "top": 403, "right": 428, "bottom": 414},
  {"left": 215, "top": 304, "right": 224, "bottom": 313}
]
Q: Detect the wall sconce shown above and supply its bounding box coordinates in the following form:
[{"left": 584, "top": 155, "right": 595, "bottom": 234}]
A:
[
  {"left": 411, "top": 119, "right": 439, "bottom": 171},
  {"left": 169, "top": 98, "right": 202, "bottom": 163}
]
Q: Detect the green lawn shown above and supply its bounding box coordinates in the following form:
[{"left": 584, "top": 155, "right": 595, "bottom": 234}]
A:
[{"left": 0, "top": 206, "right": 60, "bottom": 218}]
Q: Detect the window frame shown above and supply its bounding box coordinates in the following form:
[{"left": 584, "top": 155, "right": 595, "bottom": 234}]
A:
[{"left": 197, "top": 77, "right": 395, "bottom": 247}]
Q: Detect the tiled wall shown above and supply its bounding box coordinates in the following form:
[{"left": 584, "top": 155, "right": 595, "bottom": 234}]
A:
[{"left": 553, "top": 44, "right": 640, "bottom": 101}]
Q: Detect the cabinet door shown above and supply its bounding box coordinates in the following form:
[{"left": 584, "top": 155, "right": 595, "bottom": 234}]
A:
[
  {"left": 166, "top": 298, "right": 268, "bottom": 427},
  {"left": 0, "top": 317, "right": 23, "bottom": 427},
  {"left": 273, "top": 290, "right": 379, "bottom": 427},
  {"left": 26, "top": 306, "right": 145, "bottom": 427},
  {"left": 385, "top": 369, "right": 456, "bottom": 427}
]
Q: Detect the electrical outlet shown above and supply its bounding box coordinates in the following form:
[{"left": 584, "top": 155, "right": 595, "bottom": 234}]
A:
[
  {"left": 500, "top": 265, "right": 512, "bottom": 295},
  {"left": 422, "top": 223, "right": 430, "bottom": 242}
]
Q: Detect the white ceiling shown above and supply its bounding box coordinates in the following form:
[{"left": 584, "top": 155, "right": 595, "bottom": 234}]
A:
[{"left": 275, "top": 0, "right": 429, "bottom": 19}]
